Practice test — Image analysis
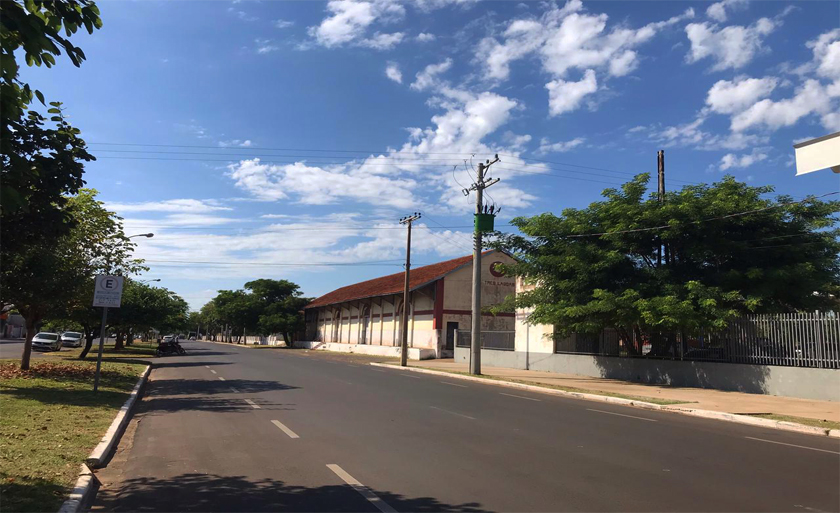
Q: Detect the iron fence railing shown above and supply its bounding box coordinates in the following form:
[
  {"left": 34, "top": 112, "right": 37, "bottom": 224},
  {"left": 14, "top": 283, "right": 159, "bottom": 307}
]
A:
[
  {"left": 553, "top": 312, "right": 840, "bottom": 369},
  {"left": 456, "top": 330, "right": 516, "bottom": 351}
]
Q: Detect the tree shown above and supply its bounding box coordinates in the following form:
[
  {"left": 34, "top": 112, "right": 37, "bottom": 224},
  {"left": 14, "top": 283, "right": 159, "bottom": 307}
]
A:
[
  {"left": 496, "top": 175, "right": 840, "bottom": 355},
  {"left": 245, "top": 279, "right": 309, "bottom": 343},
  {"left": 3, "top": 189, "right": 142, "bottom": 368},
  {"left": 1, "top": 0, "right": 102, "bottom": 255},
  {"left": 204, "top": 279, "right": 309, "bottom": 344}
]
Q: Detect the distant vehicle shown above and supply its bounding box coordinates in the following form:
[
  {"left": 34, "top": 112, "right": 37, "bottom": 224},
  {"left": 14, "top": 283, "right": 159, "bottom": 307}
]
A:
[
  {"left": 60, "top": 331, "right": 83, "bottom": 347},
  {"left": 32, "top": 332, "right": 62, "bottom": 351},
  {"left": 162, "top": 335, "right": 175, "bottom": 344}
]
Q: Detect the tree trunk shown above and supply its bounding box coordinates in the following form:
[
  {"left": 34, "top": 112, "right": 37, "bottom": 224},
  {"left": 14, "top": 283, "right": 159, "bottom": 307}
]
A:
[
  {"left": 20, "top": 316, "right": 38, "bottom": 371},
  {"left": 80, "top": 326, "right": 96, "bottom": 359},
  {"left": 114, "top": 330, "right": 125, "bottom": 351}
]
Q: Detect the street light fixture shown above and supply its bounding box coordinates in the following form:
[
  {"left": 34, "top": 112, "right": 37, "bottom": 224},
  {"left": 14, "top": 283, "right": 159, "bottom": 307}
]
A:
[
  {"left": 128, "top": 233, "right": 154, "bottom": 239},
  {"left": 139, "top": 279, "right": 161, "bottom": 283}
]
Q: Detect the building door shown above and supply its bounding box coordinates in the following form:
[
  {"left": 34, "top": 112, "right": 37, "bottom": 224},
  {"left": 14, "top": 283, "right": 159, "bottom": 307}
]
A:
[{"left": 445, "top": 322, "right": 458, "bottom": 350}]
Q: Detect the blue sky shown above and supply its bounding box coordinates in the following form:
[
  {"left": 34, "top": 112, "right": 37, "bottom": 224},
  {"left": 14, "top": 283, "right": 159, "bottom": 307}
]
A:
[{"left": 20, "top": 0, "right": 840, "bottom": 309}]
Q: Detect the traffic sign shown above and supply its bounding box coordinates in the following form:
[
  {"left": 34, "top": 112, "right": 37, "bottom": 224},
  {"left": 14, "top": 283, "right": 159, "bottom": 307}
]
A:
[{"left": 93, "top": 275, "right": 124, "bottom": 308}]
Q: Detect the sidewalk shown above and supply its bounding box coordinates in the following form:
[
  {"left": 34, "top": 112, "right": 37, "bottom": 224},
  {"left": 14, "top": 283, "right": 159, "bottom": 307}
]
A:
[{"left": 410, "top": 359, "right": 840, "bottom": 424}]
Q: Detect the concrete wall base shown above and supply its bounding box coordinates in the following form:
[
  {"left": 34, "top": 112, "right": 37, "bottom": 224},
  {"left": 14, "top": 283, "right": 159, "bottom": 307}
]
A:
[
  {"left": 295, "top": 341, "right": 436, "bottom": 360},
  {"left": 454, "top": 347, "right": 840, "bottom": 402}
]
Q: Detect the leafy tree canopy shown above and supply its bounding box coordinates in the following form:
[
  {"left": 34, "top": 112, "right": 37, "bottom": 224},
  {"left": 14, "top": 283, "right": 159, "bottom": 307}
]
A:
[{"left": 496, "top": 175, "right": 840, "bottom": 352}]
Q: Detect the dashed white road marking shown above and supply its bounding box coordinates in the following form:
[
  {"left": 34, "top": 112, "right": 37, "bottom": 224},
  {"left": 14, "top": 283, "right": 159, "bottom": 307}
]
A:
[
  {"left": 244, "top": 398, "right": 260, "bottom": 409},
  {"left": 205, "top": 365, "right": 210, "bottom": 369},
  {"left": 346, "top": 364, "right": 360, "bottom": 368},
  {"left": 218, "top": 377, "right": 226, "bottom": 381},
  {"left": 440, "top": 381, "right": 467, "bottom": 388},
  {"left": 429, "top": 405, "right": 475, "bottom": 420},
  {"left": 745, "top": 436, "right": 839, "bottom": 455},
  {"left": 399, "top": 373, "right": 421, "bottom": 379},
  {"left": 500, "top": 392, "right": 541, "bottom": 402},
  {"left": 587, "top": 408, "right": 657, "bottom": 422},
  {"left": 271, "top": 420, "right": 300, "bottom": 439},
  {"left": 209, "top": 369, "right": 217, "bottom": 374},
  {"left": 229, "top": 387, "right": 240, "bottom": 393},
  {"left": 371, "top": 369, "right": 387, "bottom": 373},
  {"left": 326, "top": 464, "right": 396, "bottom": 513}
]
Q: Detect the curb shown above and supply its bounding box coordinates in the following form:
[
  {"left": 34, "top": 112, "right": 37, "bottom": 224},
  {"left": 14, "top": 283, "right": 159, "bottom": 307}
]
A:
[
  {"left": 197, "top": 339, "right": 269, "bottom": 349},
  {"left": 56, "top": 464, "right": 99, "bottom": 513},
  {"left": 57, "top": 365, "right": 151, "bottom": 513},
  {"left": 371, "top": 363, "right": 840, "bottom": 439},
  {"left": 86, "top": 365, "right": 151, "bottom": 468}
]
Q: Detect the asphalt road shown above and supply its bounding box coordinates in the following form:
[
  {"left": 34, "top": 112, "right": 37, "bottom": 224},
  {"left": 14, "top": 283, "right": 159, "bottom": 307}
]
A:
[{"left": 92, "top": 340, "right": 840, "bottom": 512}]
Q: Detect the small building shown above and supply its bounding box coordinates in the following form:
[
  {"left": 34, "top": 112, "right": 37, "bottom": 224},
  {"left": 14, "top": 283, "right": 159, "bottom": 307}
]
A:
[{"left": 301, "top": 250, "right": 515, "bottom": 359}]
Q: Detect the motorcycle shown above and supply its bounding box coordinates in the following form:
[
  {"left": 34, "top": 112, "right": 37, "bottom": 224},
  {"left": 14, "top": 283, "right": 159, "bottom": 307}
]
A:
[{"left": 156, "top": 337, "right": 186, "bottom": 356}]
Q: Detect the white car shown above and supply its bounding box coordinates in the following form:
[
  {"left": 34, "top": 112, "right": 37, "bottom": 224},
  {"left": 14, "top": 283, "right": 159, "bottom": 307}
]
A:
[
  {"left": 32, "top": 332, "right": 62, "bottom": 351},
  {"left": 60, "top": 331, "right": 83, "bottom": 347}
]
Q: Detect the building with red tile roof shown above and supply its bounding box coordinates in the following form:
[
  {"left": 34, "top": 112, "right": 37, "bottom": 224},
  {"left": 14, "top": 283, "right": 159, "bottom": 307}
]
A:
[{"left": 302, "top": 250, "right": 515, "bottom": 359}]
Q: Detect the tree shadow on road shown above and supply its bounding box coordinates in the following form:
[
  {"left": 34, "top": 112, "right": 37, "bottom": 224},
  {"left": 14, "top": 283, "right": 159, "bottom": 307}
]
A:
[
  {"left": 92, "top": 472, "right": 488, "bottom": 512},
  {"left": 137, "top": 377, "right": 300, "bottom": 415}
]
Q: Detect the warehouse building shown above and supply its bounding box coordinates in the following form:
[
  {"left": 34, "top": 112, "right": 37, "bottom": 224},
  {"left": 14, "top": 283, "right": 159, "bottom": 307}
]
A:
[{"left": 301, "top": 250, "right": 515, "bottom": 359}]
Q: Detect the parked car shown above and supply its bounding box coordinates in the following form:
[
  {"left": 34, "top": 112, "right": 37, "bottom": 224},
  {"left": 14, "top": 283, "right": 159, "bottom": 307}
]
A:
[
  {"left": 32, "top": 332, "right": 62, "bottom": 351},
  {"left": 60, "top": 331, "right": 83, "bottom": 348}
]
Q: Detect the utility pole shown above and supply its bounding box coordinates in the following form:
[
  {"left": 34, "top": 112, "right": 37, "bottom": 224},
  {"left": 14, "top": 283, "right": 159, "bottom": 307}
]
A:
[
  {"left": 657, "top": 150, "right": 667, "bottom": 265},
  {"left": 399, "top": 212, "right": 421, "bottom": 367},
  {"left": 464, "top": 155, "right": 500, "bottom": 375}
]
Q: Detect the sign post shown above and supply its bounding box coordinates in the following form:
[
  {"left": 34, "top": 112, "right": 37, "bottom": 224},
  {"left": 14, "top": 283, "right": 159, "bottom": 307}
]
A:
[{"left": 93, "top": 275, "right": 124, "bottom": 392}]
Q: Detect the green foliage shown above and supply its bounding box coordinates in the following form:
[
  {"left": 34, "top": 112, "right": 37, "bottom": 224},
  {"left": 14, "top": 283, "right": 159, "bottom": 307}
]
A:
[
  {"left": 2, "top": 189, "right": 144, "bottom": 368},
  {"left": 496, "top": 175, "right": 840, "bottom": 352},
  {"left": 203, "top": 279, "right": 309, "bottom": 342},
  {"left": 108, "top": 282, "right": 190, "bottom": 339}
]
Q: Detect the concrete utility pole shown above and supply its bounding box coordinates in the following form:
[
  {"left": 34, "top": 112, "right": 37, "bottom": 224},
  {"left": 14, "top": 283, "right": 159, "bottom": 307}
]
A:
[
  {"left": 464, "top": 156, "right": 500, "bottom": 375},
  {"left": 657, "top": 150, "right": 667, "bottom": 265},
  {"left": 399, "top": 212, "right": 421, "bottom": 367}
]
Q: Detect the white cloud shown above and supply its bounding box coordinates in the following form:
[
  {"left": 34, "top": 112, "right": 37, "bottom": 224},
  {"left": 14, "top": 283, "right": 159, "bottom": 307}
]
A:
[
  {"left": 649, "top": 116, "right": 766, "bottom": 150},
  {"left": 685, "top": 18, "right": 776, "bottom": 71},
  {"left": 731, "top": 79, "right": 835, "bottom": 132},
  {"left": 416, "top": 32, "right": 436, "bottom": 42},
  {"left": 706, "top": 0, "right": 748, "bottom": 23},
  {"left": 255, "top": 39, "right": 279, "bottom": 54},
  {"left": 308, "top": 0, "right": 405, "bottom": 49},
  {"left": 358, "top": 31, "right": 404, "bottom": 50},
  {"left": 385, "top": 62, "right": 402, "bottom": 83},
  {"left": 538, "top": 137, "right": 585, "bottom": 154},
  {"left": 705, "top": 76, "right": 778, "bottom": 114},
  {"left": 410, "top": 58, "right": 453, "bottom": 91},
  {"left": 274, "top": 19, "right": 295, "bottom": 29},
  {"left": 808, "top": 29, "right": 840, "bottom": 79},
  {"left": 228, "top": 159, "right": 421, "bottom": 208},
  {"left": 719, "top": 149, "right": 767, "bottom": 170},
  {"left": 106, "top": 199, "right": 233, "bottom": 214},
  {"left": 219, "top": 139, "right": 253, "bottom": 148},
  {"left": 476, "top": 0, "right": 692, "bottom": 116},
  {"left": 229, "top": 7, "right": 258, "bottom": 22},
  {"left": 545, "top": 69, "right": 597, "bottom": 116},
  {"left": 502, "top": 131, "right": 532, "bottom": 150}
]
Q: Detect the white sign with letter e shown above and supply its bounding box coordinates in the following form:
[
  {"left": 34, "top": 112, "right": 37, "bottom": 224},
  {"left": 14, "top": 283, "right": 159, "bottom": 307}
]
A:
[{"left": 93, "top": 275, "right": 124, "bottom": 308}]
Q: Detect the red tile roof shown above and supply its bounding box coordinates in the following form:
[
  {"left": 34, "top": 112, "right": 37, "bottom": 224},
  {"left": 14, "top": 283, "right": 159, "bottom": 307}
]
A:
[{"left": 305, "top": 251, "right": 496, "bottom": 309}]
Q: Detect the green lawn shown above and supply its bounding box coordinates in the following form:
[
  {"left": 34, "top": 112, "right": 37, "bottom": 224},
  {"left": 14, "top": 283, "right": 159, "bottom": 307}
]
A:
[{"left": 0, "top": 357, "right": 147, "bottom": 512}]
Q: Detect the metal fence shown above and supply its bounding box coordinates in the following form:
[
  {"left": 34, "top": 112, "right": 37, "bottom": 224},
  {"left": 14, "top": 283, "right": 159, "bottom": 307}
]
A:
[
  {"left": 456, "top": 330, "right": 516, "bottom": 351},
  {"left": 553, "top": 312, "right": 840, "bottom": 369}
]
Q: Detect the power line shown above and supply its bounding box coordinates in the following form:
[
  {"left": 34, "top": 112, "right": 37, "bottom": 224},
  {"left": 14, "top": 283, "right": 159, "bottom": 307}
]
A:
[{"left": 142, "top": 259, "right": 406, "bottom": 267}]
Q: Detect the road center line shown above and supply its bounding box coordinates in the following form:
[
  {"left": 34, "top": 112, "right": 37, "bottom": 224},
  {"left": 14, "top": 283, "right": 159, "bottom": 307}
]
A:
[
  {"left": 326, "top": 464, "right": 396, "bottom": 513},
  {"left": 218, "top": 377, "right": 226, "bottom": 381},
  {"left": 399, "top": 373, "right": 421, "bottom": 379},
  {"left": 440, "top": 381, "right": 467, "bottom": 388},
  {"left": 209, "top": 369, "right": 217, "bottom": 374},
  {"left": 229, "top": 387, "right": 240, "bottom": 393},
  {"left": 244, "top": 398, "right": 260, "bottom": 409},
  {"left": 371, "top": 369, "right": 387, "bottom": 373},
  {"left": 745, "top": 436, "right": 840, "bottom": 455},
  {"left": 429, "top": 405, "right": 475, "bottom": 420},
  {"left": 500, "top": 392, "right": 541, "bottom": 402},
  {"left": 271, "top": 420, "right": 300, "bottom": 439},
  {"left": 587, "top": 408, "right": 657, "bottom": 422},
  {"left": 346, "top": 364, "right": 360, "bottom": 368}
]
